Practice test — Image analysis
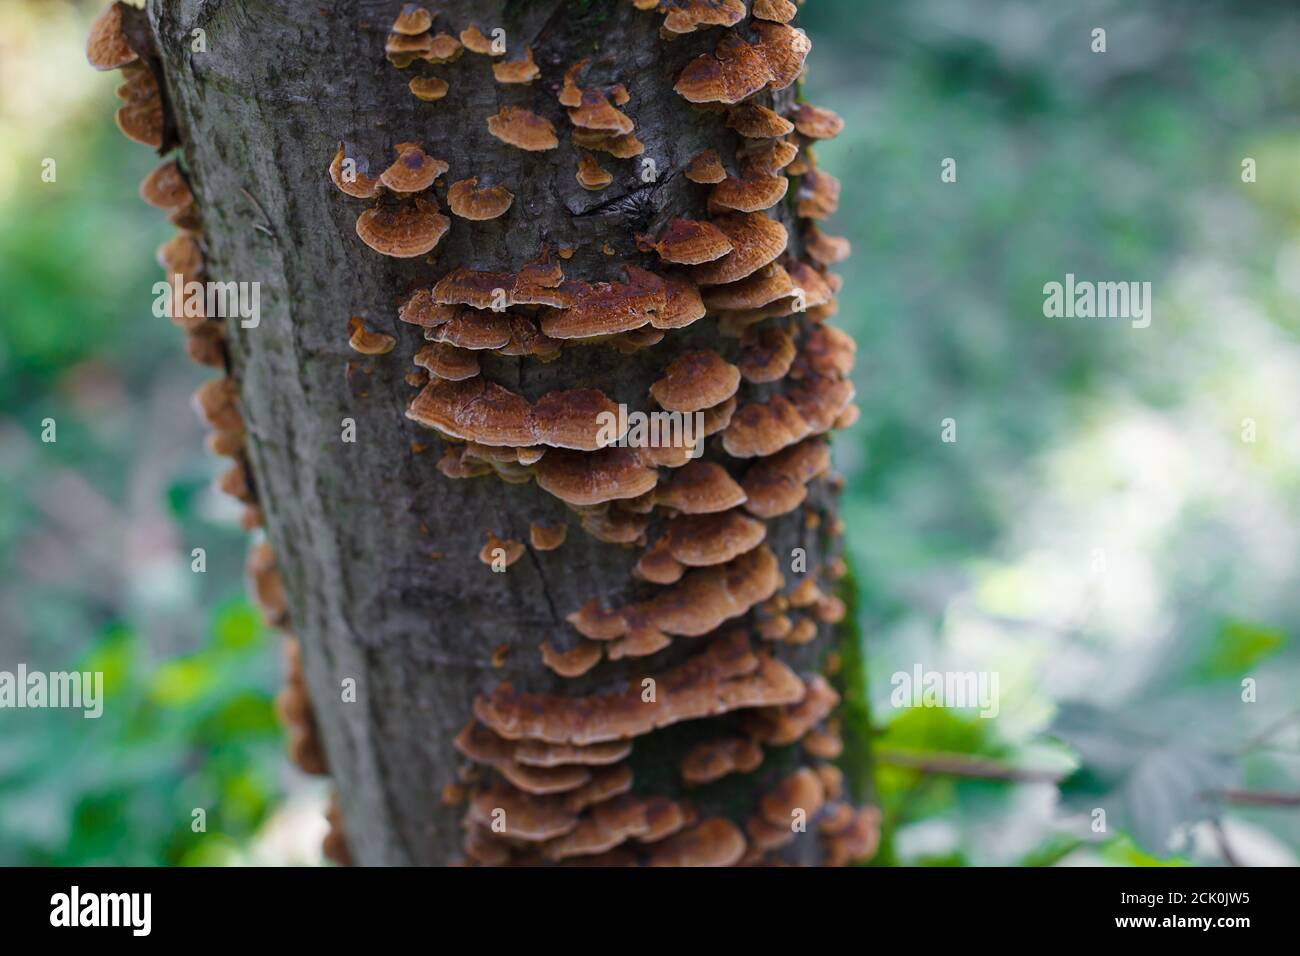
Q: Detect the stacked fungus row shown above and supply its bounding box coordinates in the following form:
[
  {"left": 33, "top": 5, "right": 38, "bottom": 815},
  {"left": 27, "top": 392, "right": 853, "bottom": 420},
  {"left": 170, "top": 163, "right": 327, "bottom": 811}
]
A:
[
  {"left": 87, "top": 3, "right": 350, "bottom": 865},
  {"left": 327, "top": 2, "right": 878, "bottom": 866}
]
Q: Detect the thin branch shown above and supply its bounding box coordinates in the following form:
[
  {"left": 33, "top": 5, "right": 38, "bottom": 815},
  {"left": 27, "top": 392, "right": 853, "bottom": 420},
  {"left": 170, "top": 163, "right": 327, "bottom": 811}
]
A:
[
  {"left": 873, "top": 749, "right": 1066, "bottom": 784},
  {"left": 1206, "top": 789, "right": 1300, "bottom": 808},
  {"left": 1212, "top": 818, "right": 1244, "bottom": 867},
  {"left": 877, "top": 750, "right": 1300, "bottom": 810}
]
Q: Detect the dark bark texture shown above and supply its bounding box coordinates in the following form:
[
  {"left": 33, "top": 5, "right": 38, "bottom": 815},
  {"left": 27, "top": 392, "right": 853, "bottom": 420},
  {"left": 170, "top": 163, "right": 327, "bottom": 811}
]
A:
[{"left": 139, "top": 0, "right": 862, "bottom": 865}]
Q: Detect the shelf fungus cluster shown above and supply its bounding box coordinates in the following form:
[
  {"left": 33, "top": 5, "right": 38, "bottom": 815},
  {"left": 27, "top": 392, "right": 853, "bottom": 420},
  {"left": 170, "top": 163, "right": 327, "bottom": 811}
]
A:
[
  {"left": 87, "top": 3, "right": 351, "bottom": 865},
  {"left": 104, "top": 0, "right": 875, "bottom": 866},
  {"left": 376, "top": 3, "right": 880, "bottom": 866}
]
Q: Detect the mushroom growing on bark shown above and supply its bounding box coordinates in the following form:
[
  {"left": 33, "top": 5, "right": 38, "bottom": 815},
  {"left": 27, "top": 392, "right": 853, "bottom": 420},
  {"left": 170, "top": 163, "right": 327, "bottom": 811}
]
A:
[{"left": 94, "top": 0, "right": 876, "bottom": 867}]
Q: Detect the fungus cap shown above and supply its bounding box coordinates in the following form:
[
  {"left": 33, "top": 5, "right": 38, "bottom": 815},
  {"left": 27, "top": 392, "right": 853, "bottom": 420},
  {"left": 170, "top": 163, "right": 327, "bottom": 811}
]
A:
[
  {"left": 541, "top": 641, "right": 603, "bottom": 678},
  {"left": 741, "top": 438, "right": 830, "bottom": 518},
  {"left": 86, "top": 3, "right": 139, "bottom": 70},
  {"left": 493, "top": 47, "right": 540, "bottom": 84},
  {"left": 423, "top": 33, "right": 464, "bottom": 64},
  {"left": 649, "top": 349, "right": 740, "bottom": 413},
  {"left": 115, "top": 100, "right": 163, "bottom": 148},
  {"left": 329, "top": 143, "right": 382, "bottom": 199},
  {"left": 468, "top": 783, "right": 580, "bottom": 841},
  {"left": 486, "top": 107, "right": 558, "bottom": 151},
  {"left": 539, "top": 267, "right": 666, "bottom": 340},
  {"left": 661, "top": 510, "right": 767, "bottom": 566},
  {"left": 355, "top": 198, "right": 449, "bottom": 257},
  {"left": 709, "top": 171, "right": 789, "bottom": 213},
  {"left": 422, "top": 308, "right": 513, "bottom": 350},
  {"left": 797, "top": 169, "right": 841, "bottom": 220},
  {"left": 347, "top": 316, "right": 396, "bottom": 355},
  {"left": 576, "top": 153, "right": 613, "bottom": 191},
  {"left": 634, "top": 541, "right": 686, "bottom": 585},
  {"left": 726, "top": 103, "right": 795, "bottom": 139},
  {"left": 739, "top": 136, "right": 801, "bottom": 176},
  {"left": 406, "top": 377, "right": 536, "bottom": 447},
  {"left": 447, "top": 177, "right": 514, "bottom": 220},
  {"left": 656, "top": 461, "right": 747, "bottom": 514},
  {"left": 532, "top": 388, "right": 623, "bottom": 451},
  {"left": 473, "top": 632, "right": 799, "bottom": 746},
  {"left": 513, "top": 737, "right": 631, "bottom": 769},
  {"left": 789, "top": 375, "right": 856, "bottom": 435},
  {"left": 803, "top": 224, "right": 851, "bottom": 265},
  {"left": 684, "top": 149, "right": 727, "bottom": 184},
  {"left": 139, "top": 160, "right": 192, "bottom": 210},
  {"left": 529, "top": 522, "right": 568, "bottom": 551},
  {"left": 753, "top": 21, "right": 812, "bottom": 90},
  {"left": 380, "top": 144, "right": 448, "bottom": 193},
  {"left": 574, "top": 132, "right": 643, "bottom": 163},
  {"left": 647, "top": 274, "right": 705, "bottom": 331},
  {"left": 704, "top": 262, "right": 794, "bottom": 311},
  {"left": 114, "top": 62, "right": 156, "bottom": 103},
  {"left": 647, "top": 819, "right": 746, "bottom": 867},
  {"left": 392, "top": 4, "right": 433, "bottom": 34},
  {"left": 791, "top": 102, "right": 845, "bottom": 140},
  {"left": 647, "top": 218, "right": 733, "bottom": 265},
  {"left": 680, "top": 737, "right": 764, "bottom": 785},
  {"left": 409, "top": 75, "right": 450, "bottom": 101},
  {"left": 738, "top": 324, "right": 797, "bottom": 383},
  {"left": 752, "top": 0, "right": 798, "bottom": 22},
  {"left": 674, "top": 33, "right": 770, "bottom": 105},
  {"left": 535, "top": 447, "right": 658, "bottom": 506},
  {"left": 759, "top": 767, "right": 826, "bottom": 827},
  {"left": 414, "top": 342, "right": 480, "bottom": 381},
  {"left": 568, "top": 89, "right": 634, "bottom": 135},
  {"left": 459, "top": 24, "right": 496, "bottom": 54},
  {"left": 386, "top": 31, "right": 436, "bottom": 66},
  {"left": 688, "top": 213, "right": 788, "bottom": 286},
  {"left": 659, "top": 0, "right": 747, "bottom": 36}
]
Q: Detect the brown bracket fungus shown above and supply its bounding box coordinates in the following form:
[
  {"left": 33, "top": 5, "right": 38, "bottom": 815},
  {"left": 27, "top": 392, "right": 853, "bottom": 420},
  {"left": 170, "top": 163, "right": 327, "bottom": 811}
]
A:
[
  {"left": 478, "top": 533, "right": 525, "bottom": 568},
  {"left": 575, "top": 152, "right": 614, "bottom": 191},
  {"left": 649, "top": 349, "right": 741, "bottom": 412},
  {"left": 392, "top": 5, "right": 434, "bottom": 36},
  {"left": 139, "top": 159, "right": 192, "bottom": 209},
  {"left": 641, "top": 218, "right": 733, "bottom": 265},
  {"left": 329, "top": 143, "right": 382, "bottom": 199},
  {"left": 86, "top": 3, "right": 140, "bottom": 72},
  {"left": 647, "top": 818, "right": 747, "bottom": 867},
  {"left": 753, "top": 0, "right": 798, "bottom": 23},
  {"left": 487, "top": 107, "right": 559, "bottom": 151},
  {"left": 355, "top": 198, "right": 450, "bottom": 258},
  {"left": 680, "top": 736, "right": 765, "bottom": 785},
  {"left": 684, "top": 148, "right": 727, "bottom": 184},
  {"left": 688, "top": 212, "right": 787, "bottom": 286},
  {"left": 348, "top": 316, "right": 396, "bottom": 355},
  {"left": 790, "top": 102, "right": 845, "bottom": 141},
  {"left": 380, "top": 143, "right": 448, "bottom": 194},
  {"left": 446, "top": 177, "right": 514, "bottom": 220},
  {"left": 414, "top": 342, "right": 480, "bottom": 381},
  {"left": 409, "top": 75, "right": 450, "bottom": 101},
  {"left": 493, "top": 47, "right": 540, "bottom": 84}
]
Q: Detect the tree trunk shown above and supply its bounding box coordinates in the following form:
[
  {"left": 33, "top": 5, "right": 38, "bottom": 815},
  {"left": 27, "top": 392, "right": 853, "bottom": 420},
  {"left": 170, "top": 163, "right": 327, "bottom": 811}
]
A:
[{"left": 104, "top": 0, "right": 870, "bottom": 866}]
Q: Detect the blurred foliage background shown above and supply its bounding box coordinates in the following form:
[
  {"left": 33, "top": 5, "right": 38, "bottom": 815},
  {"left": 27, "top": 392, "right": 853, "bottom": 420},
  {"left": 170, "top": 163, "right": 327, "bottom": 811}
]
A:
[{"left": 1, "top": 0, "right": 1297, "bottom": 866}]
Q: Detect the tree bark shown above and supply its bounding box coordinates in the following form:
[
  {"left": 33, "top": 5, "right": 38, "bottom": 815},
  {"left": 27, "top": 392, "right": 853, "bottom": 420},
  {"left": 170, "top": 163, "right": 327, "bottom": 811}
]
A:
[{"left": 127, "top": 0, "right": 866, "bottom": 866}]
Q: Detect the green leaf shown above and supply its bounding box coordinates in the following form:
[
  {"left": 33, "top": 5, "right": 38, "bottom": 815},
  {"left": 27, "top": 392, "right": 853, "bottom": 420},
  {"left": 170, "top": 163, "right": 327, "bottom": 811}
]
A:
[{"left": 1195, "top": 619, "right": 1285, "bottom": 680}]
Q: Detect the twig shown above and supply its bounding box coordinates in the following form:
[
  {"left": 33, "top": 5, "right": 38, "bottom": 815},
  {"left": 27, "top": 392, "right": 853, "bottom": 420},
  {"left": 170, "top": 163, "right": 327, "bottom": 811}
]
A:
[
  {"left": 877, "top": 751, "right": 1300, "bottom": 810},
  {"left": 1212, "top": 818, "right": 1244, "bottom": 867},
  {"left": 240, "top": 187, "right": 276, "bottom": 239},
  {"left": 1241, "top": 708, "right": 1300, "bottom": 754},
  {"left": 1206, "top": 789, "right": 1300, "bottom": 808},
  {"left": 873, "top": 749, "right": 1066, "bottom": 784}
]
